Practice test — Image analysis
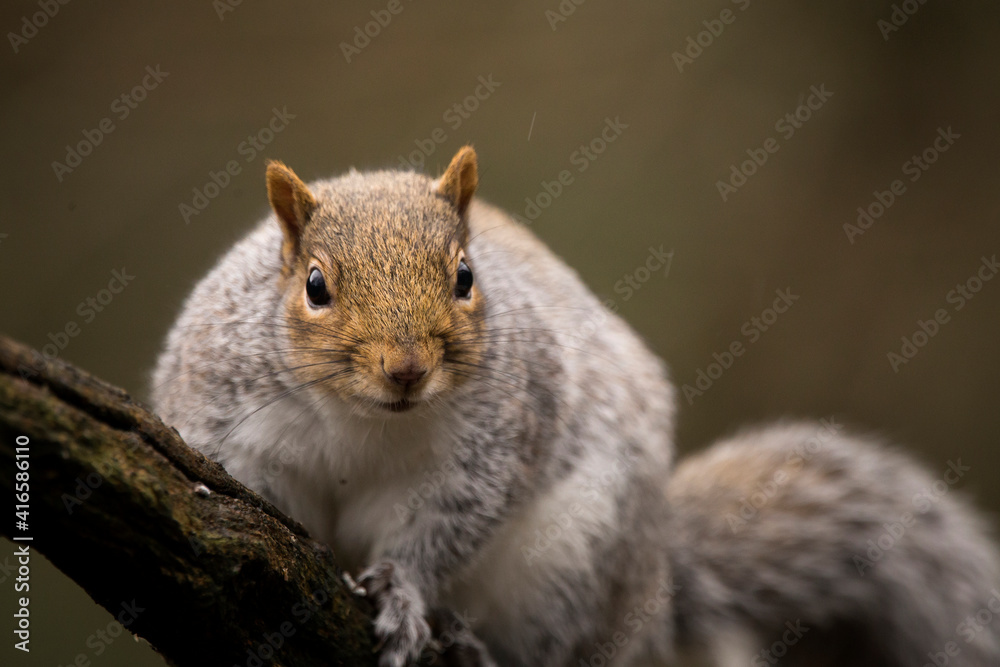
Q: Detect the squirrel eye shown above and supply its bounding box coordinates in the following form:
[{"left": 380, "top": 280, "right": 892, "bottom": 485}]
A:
[
  {"left": 306, "top": 267, "right": 331, "bottom": 307},
  {"left": 455, "top": 259, "right": 474, "bottom": 299}
]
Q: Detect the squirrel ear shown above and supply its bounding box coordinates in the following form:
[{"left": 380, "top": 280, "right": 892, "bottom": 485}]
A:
[
  {"left": 266, "top": 161, "right": 317, "bottom": 262},
  {"left": 436, "top": 146, "right": 478, "bottom": 217}
]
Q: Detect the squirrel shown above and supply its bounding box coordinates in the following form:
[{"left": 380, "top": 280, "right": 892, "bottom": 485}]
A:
[{"left": 152, "top": 146, "right": 1000, "bottom": 667}]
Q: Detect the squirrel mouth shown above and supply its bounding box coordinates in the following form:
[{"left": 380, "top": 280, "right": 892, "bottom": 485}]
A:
[{"left": 378, "top": 399, "right": 414, "bottom": 413}]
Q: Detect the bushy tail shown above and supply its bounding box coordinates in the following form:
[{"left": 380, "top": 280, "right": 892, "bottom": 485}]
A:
[{"left": 666, "top": 420, "right": 1000, "bottom": 667}]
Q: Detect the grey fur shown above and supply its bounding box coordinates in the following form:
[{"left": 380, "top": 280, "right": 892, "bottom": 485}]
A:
[
  {"left": 668, "top": 421, "right": 1000, "bottom": 666},
  {"left": 152, "top": 161, "right": 999, "bottom": 666}
]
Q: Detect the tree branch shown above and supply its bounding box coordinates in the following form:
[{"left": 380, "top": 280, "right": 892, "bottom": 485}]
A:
[{"left": 0, "top": 335, "right": 390, "bottom": 666}]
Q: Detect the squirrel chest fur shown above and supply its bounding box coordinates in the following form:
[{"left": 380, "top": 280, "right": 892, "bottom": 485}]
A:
[{"left": 153, "top": 146, "right": 1000, "bottom": 667}]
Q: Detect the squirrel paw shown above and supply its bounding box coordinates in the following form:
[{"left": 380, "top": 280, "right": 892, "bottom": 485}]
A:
[{"left": 359, "top": 560, "right": 431, "bottom": 667}]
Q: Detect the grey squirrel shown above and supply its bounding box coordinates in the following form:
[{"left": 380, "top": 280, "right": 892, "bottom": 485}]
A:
[{"left": 152, "top": 146, "right": 1000, "bottom": 666}]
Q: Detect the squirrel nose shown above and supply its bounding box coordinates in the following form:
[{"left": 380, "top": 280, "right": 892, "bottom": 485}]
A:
[{"left": 383, "top": 359, "right": 427, "bottom": 390}]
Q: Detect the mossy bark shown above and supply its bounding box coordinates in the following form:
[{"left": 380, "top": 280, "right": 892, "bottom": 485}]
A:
[{"left": 0, "top": 335, "right": 384, "bottom": 666}]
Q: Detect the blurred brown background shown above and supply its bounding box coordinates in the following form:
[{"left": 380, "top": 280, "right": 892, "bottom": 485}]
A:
[{"left": 2, "top": 1, "right": 998, "bottom": 664}]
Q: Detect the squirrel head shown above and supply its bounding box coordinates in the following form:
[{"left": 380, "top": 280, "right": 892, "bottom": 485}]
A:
[{"left": 264, "top": 146, "right": 485, "bottom": 417}]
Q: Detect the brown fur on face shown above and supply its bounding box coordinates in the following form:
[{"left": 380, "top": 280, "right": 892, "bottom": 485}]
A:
[{"left": 266, "top": 148, "right": 486, "bottom": 416}]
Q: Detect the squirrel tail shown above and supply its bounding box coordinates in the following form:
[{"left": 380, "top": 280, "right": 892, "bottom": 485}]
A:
[{"left": 666, "top": 420, "right": 1000, "bottom": 667}]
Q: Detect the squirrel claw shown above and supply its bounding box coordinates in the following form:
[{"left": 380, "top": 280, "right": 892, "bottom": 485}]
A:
[{"left": 342, "top": 571, "right": 367, "bottom": 597}]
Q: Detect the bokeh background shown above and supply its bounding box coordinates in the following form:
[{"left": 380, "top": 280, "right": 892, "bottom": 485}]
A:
[{"left": 2, "top": 1, "right": 999, "bottom": 664}]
